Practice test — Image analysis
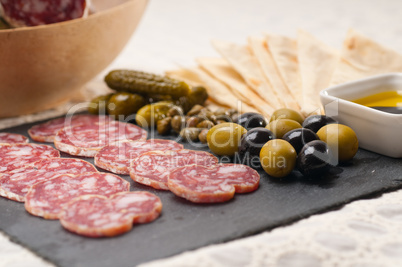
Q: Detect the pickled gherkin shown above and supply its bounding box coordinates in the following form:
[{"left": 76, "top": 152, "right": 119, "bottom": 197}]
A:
[{"left": 105, "top": 70, "right": 191, "bottom": 98}]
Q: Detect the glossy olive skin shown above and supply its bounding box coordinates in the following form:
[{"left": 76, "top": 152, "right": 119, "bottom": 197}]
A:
[
  {"left": 302, "top": 115, "right": 337, "bottom": 133},
  {"left": 260, "top": 139, "right": 297, "bottom": 178},
  {"left": 207, "top": 122, "right": 248, "bottom": 156},
  {"left": 88, "top": 93, "right": 113, "bottom": 115},
  {"left": 283, "top": 128, "right": 319, "bottom": 154},
  {"left": 107, "top": 92, "right": 146, "bottom": 119},
  {"left": 135, "top": 101, "right": 173, "bottom": 128},
  {"left": 235, "top": 112, "right": 268, "bottom": 130},
  {"left": 297, "top": 140, "right": 333, "bottom": 178},
  {"left": 237, "top": 128, "right": 275, "bottom": 166},
  {"left": 266, "top": 119, "right": 302, "bottom": 139},
  {"left": 269, "top": 108, "right": 304, "bottom": 124},
  {"left": 317, "top": 124, "right": 359, "bottom": 162}
]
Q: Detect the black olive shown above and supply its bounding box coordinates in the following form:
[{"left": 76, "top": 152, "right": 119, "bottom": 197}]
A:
[
  {"left": 297, "top": 140, "right": 333, "bottom": 178},
  {"left": 237, "top": 128, "right": 275, "bottom": 166},
  {"left": 302, "top": 115, "right": 337, "bottom": 133},
  {"left": 283, "top": 128, "right": 319, "bottom": 154},
  {"left": 234, "top": 112, "right": 268, "bottom": 130}
]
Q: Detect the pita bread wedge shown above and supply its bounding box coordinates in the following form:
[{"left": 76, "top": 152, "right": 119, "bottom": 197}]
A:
[
  {"left": 197, "top": 57, "right": 273, "bottom": 116},
  {"left": 330, "top": 29, "right": 402, "bottom": 86},
  {"left": 265, "top": 34, "right": 303, "bottom": 108},
  {"left": 298, "top": 30, "right": 339, "bottom": 115},
  {"left": 165, "top": 68, "right": 205, "bottom": 87},
  {"left": 189, "top": 67, "right": 259, "bottom": 114},
  {"left": 212, "top": 40, "right": 282, "bottom": 109},
  {"left": 248, "top": 36, "right": 300, "bottom": 111}
]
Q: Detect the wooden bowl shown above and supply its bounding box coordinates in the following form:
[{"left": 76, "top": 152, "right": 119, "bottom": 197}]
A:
[{"left": 0, "top": 0, "right": 148, "bottom": 118}]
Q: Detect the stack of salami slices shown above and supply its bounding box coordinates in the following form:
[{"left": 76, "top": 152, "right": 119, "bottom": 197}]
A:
[
  {"left": 0, "top": 114, "right": 261, "bottom": 237},
  {"left": 0, "top": 115, "right": 161, "bottom": 237}
]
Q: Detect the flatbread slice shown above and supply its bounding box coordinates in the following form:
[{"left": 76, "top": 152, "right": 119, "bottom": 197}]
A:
[
  {"left": 298, "top": 30, "right": 339, "bottom": 115},
  {"left": 265, "top": 33, "right": 303, "bottom": 108},
  {"left": 212, "top": 40, "right": 282, "bottom": 109},
  {"left": 165, "top": 68, "right": 205, "bottom": 87},
  {"left": 330, "top": 29, "right": 402, "bottom": 86},
  {"left": 189, "top": 67, "right": 259, "bottom": 114},
  {"left": 248, "top": 36, "right": 300, "bottom": 111},
  {"left": 197, "top": 57, "right": 273, "bottom": 117}
]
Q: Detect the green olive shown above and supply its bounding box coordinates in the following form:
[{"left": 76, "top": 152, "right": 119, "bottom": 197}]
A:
[
  {"left": 107, "top": 92, "right": 146, "bottom": 119},
  {"left": 88, "top": 93, "right": 113, "bottom": 115},
  {"left": 269, "top": 108, "right": 304, "bottom": 124},
  {"left": 207, "top": 122, "right": 247, "bottom": 156},
  {"left": 317, "top": 124, "right": 359, "bottom": 162},
  {"left": 266, "top": 119, "right": 302, "bottom": 139},
  {"left": 135, "top": 101, "right": 173, "bottom": 128},
  {"left": 259, "top": 139, "right": 296, "bottom": 178}
]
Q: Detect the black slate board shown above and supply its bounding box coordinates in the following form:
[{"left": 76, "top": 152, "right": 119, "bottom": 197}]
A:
[{"left": 1, "top": 117, "right": 402, "bottom": 267}]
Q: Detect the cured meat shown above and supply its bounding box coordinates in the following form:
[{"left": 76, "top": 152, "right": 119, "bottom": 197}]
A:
[
  {"left": 59, "top": 192, "right": 162, "bottom": 237},
  {"left": 94, "top": 139, "right": 183, "bottom": 175},
  {"left": 25, "top": 172, "right": 130, "bottom": 219},
  {"left": 0, "top": 0, "right": 89, "bottom": 28},
  {"left": 28, "top": 114, "right": 112, "bottom": 143},
  {"left": 0, "top": 133, "right": 29, "bottom": 144},
  {"left": 168, "top": 164, "right": 260, "bottom": 203},
  {"left": 0, "top": 143, "right": 59, "bottom": 173},
  {"left": 0, "top": 158, "right": 97, "bottom": 202},
  {"left": 129, "top": 149, "right": 219, "bottom": 190},
  {"left": 54, "top": 120, "right": 147, "bottom": 157}
]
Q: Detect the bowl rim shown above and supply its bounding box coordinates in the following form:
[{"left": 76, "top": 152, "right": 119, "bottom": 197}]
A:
[
  {"left": 320, "top": 72, "right": 402, "bottom": 118},
  {"left": 0, "top": 0, "right": 143, "bottom": 33}
]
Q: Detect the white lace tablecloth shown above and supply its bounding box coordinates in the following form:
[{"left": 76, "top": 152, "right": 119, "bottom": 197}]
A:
[{"left": 2, "top": 0, "right": 402, "bottom": 266}]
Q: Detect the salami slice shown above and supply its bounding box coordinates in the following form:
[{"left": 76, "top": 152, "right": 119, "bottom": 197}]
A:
[
  {"left": 94, "top": 139, "right": 183, "bottom": 175},
  {"left": 28, "top": 114, "right": 112, "bottom": 143},
  {"left": 129, "top": 149, "right": 219, "bottom": 190},
  {"left": 0, "top": 133, "right": 29, "bottom": 144},
  {"left": 168, "top": 164, "right": 260, "bottom": 203},
  {"left": 0, "top": 0, "right": 89, "bottom": 27},
  {"left": 25, "top": 172, "right": 130, "bottom": 219},
  {"left": 0, "top": 158, "right": 97, "bottom": 202},
  {"left": 54, "top": 120, "right": 147, "bottom": 157},
  {"left": 0, "top": 143, "right": 59, "bottom": 173},
  {"left": 59, "top": 192, "right": 162, "bottom": 237}
]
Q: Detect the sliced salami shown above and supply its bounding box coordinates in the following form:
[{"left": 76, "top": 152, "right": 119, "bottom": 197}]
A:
[
  {"left": 0, "top": 158, "right": 97, "bottom": 202},
  {"left": 0, "top": 143, "right": 59, "bottom": 173},
  {"left": 94, "top": 139, "right": 183, "bottom": 175},
  {"left": 0, "top": 133, "right": 29, "bottom": 144},
  {"left": 0, "top": 0, "right": 90, "bottom": 27},
  {"left": 129, "top": 149, "right": 219, "bottom": 190},
  {"left": 54, "top": 120, "right": 147, "bottom": 157},
  {"left": 59, "top": 192, "right": 162, "bottom": 237},
  {"left": 28, "top": 114, "right": 112, "bottom": 143},
  {"left": 25, "top": 172, "right": 130, "bottom": 219},
  {"left": 168, "top": 164, "right": 260, "bottom": 203}
]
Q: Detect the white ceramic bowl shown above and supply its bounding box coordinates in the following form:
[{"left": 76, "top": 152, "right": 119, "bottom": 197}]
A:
[{"left": 320, "top": 73, "right": 402, "bottom": 158}]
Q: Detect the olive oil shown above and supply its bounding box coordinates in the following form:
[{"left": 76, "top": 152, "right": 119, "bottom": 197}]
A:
[{"left": 353, "top": 91, "right": 402, "bottom": 107}]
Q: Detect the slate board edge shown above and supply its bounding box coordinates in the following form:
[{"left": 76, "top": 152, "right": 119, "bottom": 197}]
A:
[{"left": 3, "top": 184, "right": 401, "bottom": 267}]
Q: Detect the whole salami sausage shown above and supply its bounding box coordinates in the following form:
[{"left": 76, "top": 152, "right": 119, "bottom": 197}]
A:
[
  {"left": 24, "top": 172, "right": 130, "bottom": 219},
  {"left": 168, "top": 164, "right": 260, "bottom": 203},
  {"left": 54, "top": 120, "right": 147, "bottom": 157},
  {"left": 0, "top": 143, "right": 60, "bottom": 173},
  {"left": 28, "top": 114, "right": 112, "bottom": 143},
  {"left": 0, "top": 133, "right": 29, "bottom": 144},
  {"left": 129, "top": 149, "right": 219, "bottom": 190},
  {"left": 94, "top": 139, "right": 183, "bottom": 175},
  {"left": 0, "top": 0, "right": 90, "bottom": 27},
  {"left": 59, "top": 192, "right": 162, "bottom": 237},
  {"left": 0, "top": 158, "right": 97, "bottom": 202}
]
